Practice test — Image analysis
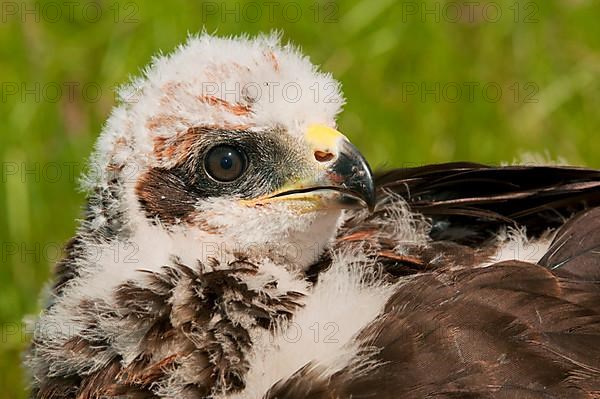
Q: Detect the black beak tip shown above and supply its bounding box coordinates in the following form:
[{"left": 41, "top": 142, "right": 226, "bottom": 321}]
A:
[
  {"left": 333, "top": 140, "right": 377, "bottom": 213},
  {"left": 366, "top": 191, "right": 376, "bottom": 213},
  {"left": 363, "top": 180, "right": 377, "bottom": 213}
]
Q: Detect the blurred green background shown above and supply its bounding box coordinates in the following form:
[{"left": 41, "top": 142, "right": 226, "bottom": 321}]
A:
[{"left": 1, "top": 0, "right": 599, "bottom": 397}]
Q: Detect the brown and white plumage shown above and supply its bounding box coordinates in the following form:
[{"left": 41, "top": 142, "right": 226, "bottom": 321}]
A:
[{"left": 25, "top": 33, "right": 600, "bottom": 399}]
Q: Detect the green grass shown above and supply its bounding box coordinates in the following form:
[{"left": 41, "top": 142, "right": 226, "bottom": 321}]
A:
[{"left": 1, "top": 0, "right": 599, "bottom": 397}]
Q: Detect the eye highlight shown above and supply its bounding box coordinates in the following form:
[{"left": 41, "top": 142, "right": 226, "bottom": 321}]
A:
[{"left": 204, "top": 145, "right": 247, "bottom": 182}]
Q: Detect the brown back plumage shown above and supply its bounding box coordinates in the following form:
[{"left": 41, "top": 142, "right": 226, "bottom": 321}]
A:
[
  {"left": 269, "top": 259, "right": 600, "bottom": 398},
  {"left": 269, "top": 165, "right": 600, "bottom": 398}
]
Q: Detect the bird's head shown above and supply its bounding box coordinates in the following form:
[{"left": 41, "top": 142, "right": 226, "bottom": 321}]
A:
[{"left": 88, "top": 33, "right": 374, "bottom": 270}]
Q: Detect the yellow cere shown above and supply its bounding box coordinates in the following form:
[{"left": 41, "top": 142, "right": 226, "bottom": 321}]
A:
[{"left": 305, "top": 124, "right": 347, "bottom": 153}]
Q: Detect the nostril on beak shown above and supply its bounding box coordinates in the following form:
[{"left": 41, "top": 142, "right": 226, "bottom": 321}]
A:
[{"left": 314, "top": 150, "right": 335, "bottom": 163}]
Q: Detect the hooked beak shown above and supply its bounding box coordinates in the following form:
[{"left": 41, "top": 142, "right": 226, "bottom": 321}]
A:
[
  {"left": 328, "top": 137, "right": 377, "bottom": 211},
  {"left": 252, "top": 124, "right": 376, "bottom": 212}
]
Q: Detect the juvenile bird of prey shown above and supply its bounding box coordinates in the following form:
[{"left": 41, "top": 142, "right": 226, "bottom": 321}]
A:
[{"left": 26, "top": 33, "right": 600, "bottom": 399}]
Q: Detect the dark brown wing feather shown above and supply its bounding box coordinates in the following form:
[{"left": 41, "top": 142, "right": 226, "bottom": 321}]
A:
[
  {"left": 376, "top": 163, "right": 600, "bottom": 245},
  {"left": 269, "top": 261, "right": 600, "bottom": 398},
  {"left": 539, "top": 206, "right": 600, "bottom": 282},
  {"left": 266, "top": 202, "right": 600, "bottom": 399}
]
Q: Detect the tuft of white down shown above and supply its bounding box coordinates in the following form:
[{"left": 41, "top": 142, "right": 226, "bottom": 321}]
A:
[
  {"left": 482, "top": 226, "right": 554, "bottom": 266},
  {"left": 222, "top": 249, "right": 396, "bottom": 399}
]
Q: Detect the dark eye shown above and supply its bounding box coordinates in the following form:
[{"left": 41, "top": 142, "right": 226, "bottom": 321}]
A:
[{"left": 204, "top": 145, "right": 247, "bottom": 182}]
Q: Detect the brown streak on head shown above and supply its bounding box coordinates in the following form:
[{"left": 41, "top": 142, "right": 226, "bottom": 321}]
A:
[
  {"left": 146, "top": 114, "right": 190, "bottom": 133},
  {"left": 153, "top": 127, "right": 200, "bottom": 164},
  {"left": 198, "top": 95, "right": 251, "bottom": 116},
  {"left": 265, "top": 50, "right": 279, "bottom": 72},
  {"left": 160, "top": 81, "right": 183, "bottom": 103}
]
